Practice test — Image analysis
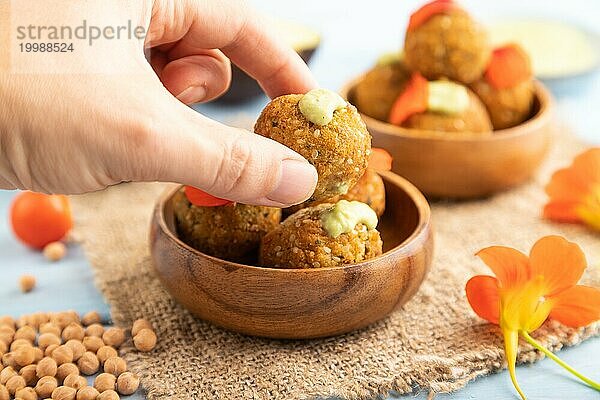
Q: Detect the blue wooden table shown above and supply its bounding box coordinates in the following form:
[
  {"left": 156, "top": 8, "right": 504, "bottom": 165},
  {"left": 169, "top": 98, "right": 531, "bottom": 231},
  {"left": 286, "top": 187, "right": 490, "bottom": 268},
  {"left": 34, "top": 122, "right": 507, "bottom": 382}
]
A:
[{"left": 2, "top": 1, "right": 599, "bottom": 399}]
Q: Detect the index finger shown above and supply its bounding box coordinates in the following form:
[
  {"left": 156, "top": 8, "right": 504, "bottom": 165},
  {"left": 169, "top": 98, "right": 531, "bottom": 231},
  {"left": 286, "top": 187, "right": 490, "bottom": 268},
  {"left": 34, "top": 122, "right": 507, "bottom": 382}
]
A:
[{"left": 146, "top": 0, "right": 318, "bottom": 98}]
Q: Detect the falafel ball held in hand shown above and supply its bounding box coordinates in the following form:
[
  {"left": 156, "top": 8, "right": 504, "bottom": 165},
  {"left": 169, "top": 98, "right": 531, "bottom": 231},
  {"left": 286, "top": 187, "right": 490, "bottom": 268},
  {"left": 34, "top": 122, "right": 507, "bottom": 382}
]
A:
[
  {"left": 0, "top": 0, "right": 318, "bottom": 207},
  {"left": 255, "top": 88, "right": 372, "bottom": 202}
]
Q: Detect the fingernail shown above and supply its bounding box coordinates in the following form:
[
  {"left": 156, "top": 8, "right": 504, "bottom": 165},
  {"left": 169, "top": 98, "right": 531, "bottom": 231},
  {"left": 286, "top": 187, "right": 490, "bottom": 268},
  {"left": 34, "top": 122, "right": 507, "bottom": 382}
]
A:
[
  {"left": 176, "top": 86, "right": 207, "bottom": 104},
  {"left": 267, "top": 160, "right": 318, "bottom": 205}
]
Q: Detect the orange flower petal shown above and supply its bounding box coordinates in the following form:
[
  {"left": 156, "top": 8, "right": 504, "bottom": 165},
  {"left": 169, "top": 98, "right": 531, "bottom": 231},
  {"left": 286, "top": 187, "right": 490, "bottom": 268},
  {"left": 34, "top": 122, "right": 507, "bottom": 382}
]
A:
[
  {"left": 543, "top": 201, "right": 582, "bottom": 223},
  {"left": 545, "top": 168, "right": 589, "bottom": 204},
  {"left": 476, "top": 246, "right": 530, "bottom": 289},
  {"left": 466, "top": 275, "right": 500, "bottom": 324},
  {"left": 572, "top": 148, "right": 600, "bottom": 184},
  {"left": 529, "top": 236, "right": 586, "bottom": 297},
  {"left": 368, "top": 148, "right": 393, "bottom": 172},
  {"left": 550, "top": 285, "right": 600, "bottom": 327}
]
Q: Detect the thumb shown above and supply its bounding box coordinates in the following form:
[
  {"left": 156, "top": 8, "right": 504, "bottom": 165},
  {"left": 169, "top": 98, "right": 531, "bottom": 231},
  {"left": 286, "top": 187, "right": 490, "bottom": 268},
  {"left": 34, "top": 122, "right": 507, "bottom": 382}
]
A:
[{"left": 127, "top": 96, "right": 318, "bottom": 207}]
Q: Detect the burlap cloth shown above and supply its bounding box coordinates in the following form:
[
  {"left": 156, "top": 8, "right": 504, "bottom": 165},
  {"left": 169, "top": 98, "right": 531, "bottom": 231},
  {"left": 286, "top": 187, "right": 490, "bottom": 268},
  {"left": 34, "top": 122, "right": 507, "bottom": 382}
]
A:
[{"left": 70, "top": 127, "right": 600, "bottom": 400}]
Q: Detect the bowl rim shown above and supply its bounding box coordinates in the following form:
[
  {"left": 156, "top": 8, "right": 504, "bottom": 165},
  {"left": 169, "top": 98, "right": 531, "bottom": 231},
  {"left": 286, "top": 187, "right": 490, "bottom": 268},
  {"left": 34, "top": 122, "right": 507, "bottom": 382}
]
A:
[
  {"left": 154, "top": 170, "right": 432, "bottom": 274},
  {"left": 340, "top": 76, "right": 554, "bottom": 142}
]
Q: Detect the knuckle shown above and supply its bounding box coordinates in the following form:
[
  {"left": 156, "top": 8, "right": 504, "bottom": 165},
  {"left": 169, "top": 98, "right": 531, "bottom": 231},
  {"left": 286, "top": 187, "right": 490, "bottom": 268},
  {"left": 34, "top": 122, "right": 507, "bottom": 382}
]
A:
[{"left": 214, "top": 132, "right": 254, "bottom": 194}]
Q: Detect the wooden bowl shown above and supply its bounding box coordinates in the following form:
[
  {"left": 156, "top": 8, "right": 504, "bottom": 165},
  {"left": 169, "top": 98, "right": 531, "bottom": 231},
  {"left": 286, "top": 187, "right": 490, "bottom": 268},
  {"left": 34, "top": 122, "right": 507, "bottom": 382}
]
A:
[
  {"left": 341, "top": 78, "right": 554, "bottom": 199},
  {"left": 150, "top": 171, "right": 433, "bottom": 339}
]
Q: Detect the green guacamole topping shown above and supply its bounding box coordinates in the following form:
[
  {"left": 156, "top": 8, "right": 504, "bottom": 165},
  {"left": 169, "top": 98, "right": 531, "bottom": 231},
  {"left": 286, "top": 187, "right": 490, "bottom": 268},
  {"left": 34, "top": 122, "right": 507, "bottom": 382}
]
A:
[
  {"left": 320, "top": 200, "right": 378, "bottom": 238},
  {"left": 299, "top": 88, "right": 347, "bottom": 126},
  {"left": 427, "top": 81, "right": 469, "bottom": 115}
]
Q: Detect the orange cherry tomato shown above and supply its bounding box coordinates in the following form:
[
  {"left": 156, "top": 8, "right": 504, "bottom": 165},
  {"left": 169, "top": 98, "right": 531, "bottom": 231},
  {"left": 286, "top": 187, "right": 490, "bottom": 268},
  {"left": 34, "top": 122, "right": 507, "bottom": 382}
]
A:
[
  {"left": 388, "top": 72, "right": 429, "bottom": 125},
  {"left": 407, "top": 0, "right": 460, "bottom": 32},
  {"left": 10, "top": 192, "right": 72, "bottom": 249},
  {"left": 184, "top": 186, "right": 232, "bottom": 207},
  {"left": 369, "top": 148, "right": 393, "bottom": 172}
]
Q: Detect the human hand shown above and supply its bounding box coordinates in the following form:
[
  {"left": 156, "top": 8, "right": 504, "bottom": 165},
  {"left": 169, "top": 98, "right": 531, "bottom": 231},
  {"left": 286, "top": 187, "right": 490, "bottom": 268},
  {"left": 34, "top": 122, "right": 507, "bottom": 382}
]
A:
[{"left": 0, "top": 0, "right": 318, "bottom": 207}]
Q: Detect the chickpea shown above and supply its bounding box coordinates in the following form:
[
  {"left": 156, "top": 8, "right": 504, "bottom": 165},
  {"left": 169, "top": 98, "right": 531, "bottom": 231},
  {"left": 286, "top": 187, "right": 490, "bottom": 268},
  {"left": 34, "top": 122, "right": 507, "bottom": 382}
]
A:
[
  {"left": 51, "top": 385, "right": 76, "bottom": 400},
  {"left": 63, "top": 373, "right": 87, "bottom": 390},
  {"left": 93, "top": 373, "right": 115, "bottom": 393},
  {"left": 82, "top": 337, "right": 104, "bottom": 353},
  {"left": 35, "top": 376, "right": 58, "bottom": 399},
  {"left": 81, "top": 312, "right": 101, "bottom": 327},
  {"left": 103, "top": 357, "right": 126, "bottom": 377},
  {"left": 64, "top": 340, "right": 86, "bottom": 362},
  {"left": 5, "top": 374, "right": 26, "bottom": 396},
  {"left": 37, "top": 356, "right": 58, "bottom": 379},
  {"left": 101, "top": 329, "right": 125, "bottom": 349},
  {"left": 18, "top": 275, "right": 36, "bottom": 293},
  {"left": 76, "top": 386, "right": 100, "bottom": 400},
  {"left": 62, "top": 324, "right": 85, "bottom": 342},
  {"left": 131, "top": 319, "right": 152, "bottom": 337},
  {"left": 84, "top": 324, "right": 104, "bottom": 339},
  {"left": 133, "top": 329, "right": 156, "bottom": 352},
  {"left": 18, "top": 364, "right": 38, "bottom": 386},
  {"left": 38, "top": 333, "right": 62, "bottom": 351},
  {"left": 77, "top": 352, "right": 99, "bottom": 376},
  {"left": 116, "top": 372, "right": 139, "bottom": 396},
  {"left": 15, "top": 386, "right": 37, "bottom": 400},
  {"left": 52, "top": 345, "right": 74, "bottom": 365}
]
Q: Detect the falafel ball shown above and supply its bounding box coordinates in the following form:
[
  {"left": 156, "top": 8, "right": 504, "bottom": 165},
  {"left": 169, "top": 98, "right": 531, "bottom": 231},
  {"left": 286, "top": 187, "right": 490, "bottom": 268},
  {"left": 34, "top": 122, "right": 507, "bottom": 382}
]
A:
[
  {"left": 173, "top": 189, "right": 281, "bottom": 262},
  {"left": 470, "top": 44, "right": 535, "bottom": 130},
  {"left": 353, "top": 59, "right": 411, "bottom": 121},
  {"left": 260, "top": 201, "right": 383, "bottom": 269},
  {"left": 403, "top": 86, "right": 492, "bottom": 133},
  {"left": 254, "top": 89, "right": 371, "bottom": 202},
  {"left": 285, "top": 168, "right": 386, "bottom": 217},
  {"left": 404, "top": 2, "right": 490, "bottom": 84}
]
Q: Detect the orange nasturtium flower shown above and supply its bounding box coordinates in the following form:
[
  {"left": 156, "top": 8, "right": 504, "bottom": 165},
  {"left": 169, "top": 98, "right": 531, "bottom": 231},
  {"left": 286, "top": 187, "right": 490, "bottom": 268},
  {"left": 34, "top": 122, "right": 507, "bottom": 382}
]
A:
[
  {"left": 544, "top": 148, "right": 600, "bottom": 231},
  {"left": 466, "top": 236, "right": 600, "bottom": 400}
]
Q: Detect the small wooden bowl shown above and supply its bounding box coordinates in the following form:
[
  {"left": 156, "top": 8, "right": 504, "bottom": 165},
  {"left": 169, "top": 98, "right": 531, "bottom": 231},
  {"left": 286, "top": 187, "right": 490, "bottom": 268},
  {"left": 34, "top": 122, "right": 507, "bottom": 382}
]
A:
[
  {"left": 341, "top": 78, "right": 554, "bottom": 199},
  {"left": 150, "top": 171, "right": 433, "bottom": 339}
]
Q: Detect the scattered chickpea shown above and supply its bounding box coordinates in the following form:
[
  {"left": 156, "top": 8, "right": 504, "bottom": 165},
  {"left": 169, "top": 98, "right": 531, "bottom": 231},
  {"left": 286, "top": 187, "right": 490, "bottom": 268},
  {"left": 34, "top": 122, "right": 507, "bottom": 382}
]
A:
[
  {"left": 11, "top": 338, "right": 32, "bottom": 351},
  {"left": 0, "top": 316, "right": 15, "bottom": 329},
  {"left": 14, "top": 326, "right": 36, "bottom": 342},
  {"left": 0, "top": 328, "right": 14, "bottom": 346},
  {"left": 45, "top": 344, "right": 60, "bottom": 357},
  {"left": 37, "top": 356, "right": 58, "bottom": 378},
  {"left": 5, "top": 374, "right": 26, "bottom": 396},
  {"left": 35, "top": 376, "right": 58, "bottom": 399},
  {"left": 64, "top": 340, "right": 86, "bottom": 362},
  {"left": 95, "top": 347, "right": 117, "bottom": 366},
  {"left": 52, "top": 345, "right": 74, "bottom": 365},
  {"left": 81, "top": 312, "right": 101, "bottom": 327},
  {"left": 63, "top": 373, "right": 87, "bottom": 390},
  {"left": 76, "top": 386, "right": 100, "bottom": 400},
  {"left": 101, "top": 329, "right": 125, "bottom": 349},
  {"left": 43, "top": 241, "right": 67, "bottom": 262},
  {"left": 1, "top": 353, "right": 17, "bottom": 369},
  {"left": 18, "top": 275, "right": 36, "bottom": 293},
  {"left": 62, "top": 323, "right": 85, "bottom": 342},
  {"left": 51, "top": 385, "right": 76, "bottom": 400},
  {"left": 15, "top": 386, "right": 37, "bottom": 400},
  {"left": 0, "top": 341, "right": 6, "bottom": 358},
  {"left": 84, "top": 324, "right": 104, "bottom": 339},
  {"left": 56, "top": 364, "right": 79, "bottom": 384},
  {"left": 82, "top": 337, "right": 104, "bottom": 353},
  {"left": 115, "top": 372, "right": 139, "bottom": 396},
  {"left": 0, "top": 366, "right": 17, "bottom": 385},
  {"left": 96, "top": 389, "right": 119, "bottom": 400},
  {"left": 131, "top": 319, "right": 152, "bottom": 337},
  {"left": 33, "top": 346, "right": 44, "bottom": 363},
  {"left": 0, "top": 384, "right": 8, "bottom": 400},
  {"left": 133, "top": 329, "right": 157, "bottom": 352},
  {"left": 14, "top": 345, "right": 36, "bottom": 366},
  {"left": 39, "top": 322, "right": 62, "bottom": 337},
  {"left": 38, "top": 333, "right": 62, "bottom": 351},
  {"left": 77, "top": 352, "right": 99, "bottom": 376},
  {"left": 93, "top": 373, "right": 115, "bottom": 393},
  {"left": 102, "top": 357, "right": 126, "bottom": 378},
  {"left": 18, "top": 364, "right": 38, "bottom": 386}
]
